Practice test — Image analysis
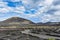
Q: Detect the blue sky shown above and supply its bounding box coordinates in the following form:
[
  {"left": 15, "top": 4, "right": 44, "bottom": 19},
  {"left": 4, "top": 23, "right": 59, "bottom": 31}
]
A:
[{"left": 0, "top": 0, "right": 60, "bottom": 23}]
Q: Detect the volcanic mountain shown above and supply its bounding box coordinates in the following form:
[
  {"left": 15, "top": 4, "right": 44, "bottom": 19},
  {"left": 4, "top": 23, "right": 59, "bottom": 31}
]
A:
[
  {"left": 0, "top": 17, "right": 35, "bottom": 26},
  {"left": 36, "top": 22, "right": 60, "bottom": 26},
  {"left": 2, "top": 17, "right": 34, "bottom": 24},
  {"left": 0, "top": 17, "right": 60, "bottom": 26}
]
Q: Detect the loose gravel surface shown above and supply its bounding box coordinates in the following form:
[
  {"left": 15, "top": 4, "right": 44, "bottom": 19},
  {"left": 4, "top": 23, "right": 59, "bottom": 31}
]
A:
[{"left": 0, "top": 30, "right": 41, "bottom": 40}]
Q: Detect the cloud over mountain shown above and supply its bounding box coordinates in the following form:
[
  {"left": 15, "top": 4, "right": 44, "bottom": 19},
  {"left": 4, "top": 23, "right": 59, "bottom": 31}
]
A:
[{"left": 0, "top": 0, "right": 60, "bottom": 23}]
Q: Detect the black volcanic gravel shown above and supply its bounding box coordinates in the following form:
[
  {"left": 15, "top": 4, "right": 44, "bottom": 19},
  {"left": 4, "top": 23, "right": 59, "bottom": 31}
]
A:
[{"left": 0, "top": 30, "right": 42, "bottom": 40}]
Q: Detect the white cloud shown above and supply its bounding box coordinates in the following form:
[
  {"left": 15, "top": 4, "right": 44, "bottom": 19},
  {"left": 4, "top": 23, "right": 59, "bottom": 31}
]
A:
[
  {"left": 43, "top": 0, "right": 54, "bottom": 5},
  {"left": 52, "top": 5, "right": 60, "bottom": 10},
  {"left": 0, "top": 8, "right": 9, "bottom": 13},
  {"left": 54, "top": 11, "right": 60, "bottom": 15},
  {"left": 0, "top": 6, "right": 14, "bottom": 13},
  {"left": 50, "top": 15, "right": 60, "bottom": 22},
  {"left": 18, "top": 0, "right": 54, "bottom": 17},
  {"left": 14, "top": 6, "right": 25, "bottom": 13},
  {"left": 10, "top": 0, "right": 21, "bottom": 2},
  {"left": 0, "top": 0, "right": 60, "bottom": 23},
  {"left": 40, "top": 14, "right": 52, "bottom": 23},
  {"left": 0, "top": 2, "right": 8, "bottom": 8},
  {"left": 0, "top": 1, "right": 12, "bottom": 13}
]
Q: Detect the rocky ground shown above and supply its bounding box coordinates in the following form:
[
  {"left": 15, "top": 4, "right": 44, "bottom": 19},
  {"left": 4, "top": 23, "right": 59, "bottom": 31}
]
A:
[
  {"left": 0, "top": 28, "right": 60, "bottom": 40},
  {"left": 0, "top": 30, "right": 41, "bottom": 40},
  {"left": 30, "top": 28, "right": 60, "bottom": 40}
]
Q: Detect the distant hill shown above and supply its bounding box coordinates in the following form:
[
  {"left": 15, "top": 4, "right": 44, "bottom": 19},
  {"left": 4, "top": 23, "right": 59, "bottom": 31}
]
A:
[
  {"left": 2, "top": 17, "right": 34, "bottom": 24},
  {"left": 0, "top": 17, "right": 35, "bottom": 27},
  {"left": 0, "top": 17, "right": 60, "bottom": 27},
  {"left": 36, "top": 22, "right": 60, "bottom": 26}
]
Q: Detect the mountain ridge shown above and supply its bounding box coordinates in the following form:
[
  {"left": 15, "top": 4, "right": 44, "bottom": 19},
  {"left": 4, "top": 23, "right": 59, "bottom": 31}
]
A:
[
  {"left": 0, "top": 17, "right": 60, "bottom": 26},
  {"left": 0, "top": 17, "right": 35, "bottom": 24}
]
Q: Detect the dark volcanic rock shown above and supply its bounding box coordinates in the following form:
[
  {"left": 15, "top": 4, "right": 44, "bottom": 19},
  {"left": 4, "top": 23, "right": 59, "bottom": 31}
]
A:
[
  {"left": 0, "top": 17, "right": 35, "bottom": 27},
  {"left": 36, "top": 22, "right": 60, "bottom": 26},
  {"left": 2, "top": 17, "right": 34, "bottom": 23},
  {"left": 0, "top": 17, "right": 60, "bottom": 26}
]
